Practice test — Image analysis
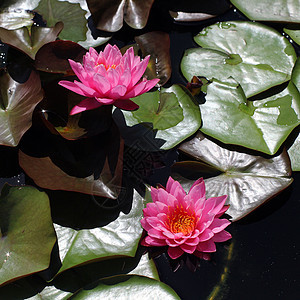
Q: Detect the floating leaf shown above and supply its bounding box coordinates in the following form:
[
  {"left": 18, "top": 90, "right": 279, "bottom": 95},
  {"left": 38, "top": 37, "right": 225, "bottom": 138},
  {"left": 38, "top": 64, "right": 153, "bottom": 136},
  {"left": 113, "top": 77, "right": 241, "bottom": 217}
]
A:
[
  {"left": 34, "top": 0, "right": 87, "bottom": 42},
  {"left": 87, "top": 0, "right": 155, "bottom": 32},
  {"left": 114, "top": 84, "right": 201, "bottom": 151},
  {"left": 199, "top": 78, "right": 300, "bottom": 155},
  {"left": 135, "top": 31, "right": 172, "bottom": 86},
  {"left": 0, "top": 9, "right": 33, "bottom": 30},
  {"left": 176, "top": 132, "right": 293, "bottom": 221},
  {"left": 230, "top": 0, "right": 300, "bottom": 23},
  {"left": 287, "top": 127, "right": 300, "bottom": 171},
  {"left": 53, "top": 189, "right": 144, "bottom": 274},
  {"left": 34, "top": 40, "right": 87, "bottom": 74},
  {"left": 0, "top": 71, "right": 43, "bottom": 147},
  {"left": 0, "top": 22, "right": 63, "bottom": 60},
  {"left": 181, "top": 21, "right": 296, "bottom": 98},
  {"left": 292, "top": 57, "right": 300, "bottom": 92},
  {"left": 28, "top": 286, "right": 72, "bottom": 300},
  {"left": 284, "top": 27, "right": 300, "bottom": 46},
  {"left": 0, "top": 185, "right": 56, "bottom": 286},
  {"left": 70, "top": 275, "right": 180, "bottom": 299}
]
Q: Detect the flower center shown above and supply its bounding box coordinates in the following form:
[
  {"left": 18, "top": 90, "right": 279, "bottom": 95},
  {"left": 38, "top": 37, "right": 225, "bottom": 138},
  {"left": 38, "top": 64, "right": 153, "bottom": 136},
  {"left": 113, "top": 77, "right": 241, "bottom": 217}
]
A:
[
  {"left": 96, "top": 63, "right": 117, "bottom": 70},
  {"left": 167, "top": 206, "right": 196, "bottom": 235}
]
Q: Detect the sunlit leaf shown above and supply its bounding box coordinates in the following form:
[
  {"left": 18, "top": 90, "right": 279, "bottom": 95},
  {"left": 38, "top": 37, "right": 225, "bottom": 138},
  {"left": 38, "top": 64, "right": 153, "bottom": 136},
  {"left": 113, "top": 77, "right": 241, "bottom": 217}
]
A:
[
  {"left": 70, "top": 275, "right": 180, "bottom": 299},
  {"left": 86, "top": 0, "right": 154, "bottom": 32},
  {"left": 198, "top": 78, "right": 300, "bottom": 155},
  {"left": 135, "top": 31, "right": 171, "bottom": 86},
  {"left": 0, "top": 9, "right": 33, "bottom": 30},
  {"left": 28, "top": 286, "right": 71, "bottom": 300},
  {"left": 0, "top": 185, "right": 56, "bottom": 286},
  {"left": 176, "top": 132, "right": 293, "bottom": 221},
  {"left": 287, "top": 127, "right": 300, "bottom": 171},
  {"left": 284, "top": 27, "right": 300, "bottom": 46},
  {"left": 0, "top": 22, "right": 63, "bottom": 60},
  {"left": 292, "top": 56, "right": 300, "bottom": 92},
  {"left": 230, "top": 0, "right": 300, "bottom": 23},
  {"left": 53, "top": 189, "right": 144, "bottom": 274},
  {"left": 114, "top": 84, "right": 201, "bottom": 151},
  {"left": 0, "top": 71, "right": 43, "bottom": 147},
  {"left": 181, "top": 21, "right": 296, "bottom": 98},
  {"left": 34, "top": 0, "right": 87, "bottom": 42},
  {"left": 34, "top": 40, "right": 87, "bottom": 74}
]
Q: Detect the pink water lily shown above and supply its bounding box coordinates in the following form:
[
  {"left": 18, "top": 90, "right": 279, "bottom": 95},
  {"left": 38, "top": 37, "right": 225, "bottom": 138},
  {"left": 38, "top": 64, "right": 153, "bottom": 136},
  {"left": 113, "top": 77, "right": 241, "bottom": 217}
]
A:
[
  {"left": 59, "top": 44, "right": 159, "bottom": 115},
  {"left": 141, "top": 177, "right": 232, "bottom": 260}
]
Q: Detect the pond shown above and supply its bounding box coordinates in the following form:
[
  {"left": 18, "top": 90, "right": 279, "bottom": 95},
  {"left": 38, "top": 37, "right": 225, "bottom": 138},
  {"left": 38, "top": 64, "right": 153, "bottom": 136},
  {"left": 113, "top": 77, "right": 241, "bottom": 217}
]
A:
[{"left": 0, "top": 0, "right": 299, "bottom": 299}]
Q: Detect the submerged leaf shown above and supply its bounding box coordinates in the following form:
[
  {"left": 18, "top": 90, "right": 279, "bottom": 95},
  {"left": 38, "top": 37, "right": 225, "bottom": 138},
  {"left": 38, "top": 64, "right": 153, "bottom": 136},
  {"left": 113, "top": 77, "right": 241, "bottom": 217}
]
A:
[
  {"left": 0, "top": 185, "right": 56, "bottom": 286},
  {"left": 199, "top": 78, "right": 300, "bottom": 155},
  {"left": 181, "top": 21, "right": 296, "bottom": 98},
  {"left": 0, "top": 71, "right": 44, "bottom": 147},
  {"left": 70, "top": 275, "right": 180, "bottom": 299},
  {"left": 176, "top": 132, "right": 293, "bottom": 221}
]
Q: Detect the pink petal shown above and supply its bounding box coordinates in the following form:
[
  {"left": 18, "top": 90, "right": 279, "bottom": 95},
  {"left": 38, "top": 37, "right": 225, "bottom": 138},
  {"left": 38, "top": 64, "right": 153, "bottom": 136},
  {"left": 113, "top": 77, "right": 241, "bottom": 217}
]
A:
[
  {"left": 197, "top": 240, "right": 216, "bottom": 253},
  {"left": 70, "top": 97, "right": 102, "bottom": 115},
  {"left": 188, "top": 178, "right": 206, "bottom": 203},
  {"left": 74, "top": 81, "right": 98, "bottom": 97},
  {"left": 150, "top": 186, "right": 159, "bottom": 203},
  {"left": 168, "top": 246, "right": 184, "bottom": 259},
  {"left": 131, "top": 55, "right": 150, "bottom": 87},
  {"left": 148, "top": 228, "right": 165, "bottom": 239},
  {"left": 69, "top": 59, "right": 88, "bottom": 83},
  {"left": 210, "top": 195, "right": 227, "bottom": 215},
  {"left": 185, "top": 236, "right": 200, "bottom": 246},
  {"left": 210, "top": 218, "right": 231, "bottom": 234},
  {"left": 143, "top": 236, "right": 166, "bottom": 247},
  {"left": 113, "top": 99, "right": 139, "bottom": 110},
  {"left": 122, "top": 47, "right": 135, "bottom": 70},
  {"left": 106, "top": 68, "right": 120, "bottom": 87},
  {"left": 166, "top": 177, "right": 186, "bottom": 200},
  {"left": 93, "top": 74, "right": 111, "bottom": 94},
  {"left": 198, "top": 228, "right": 214, "bottom": 242},
  {"left": 180, "top": 243, "right": 197, "bottom": 254},
  {"left": 59, "top": 80, "right": 92, "bottom": 97},
  {"left": 119, "top": 68, "right": 132, "bottom": 88},
  {"left": 108, "top": 85, "right": 127, "bottom": 99},
  {"left": 88, "top": 47, "right": 98, "bottom": 60},
  {"left": 215, "top": 205, "right": 230, "bottom": 218},
  {"left": 122, "top": 80, "right": 148, "bottom": 98},
  {"left": 212, "top": 230, "right": 232, "bottom": 242},
  {"left": 95, "top": 97, "right": 115, "bottom": 105},
  {"left": 141, "top": 218, "right": 153, "bottom": 231}
]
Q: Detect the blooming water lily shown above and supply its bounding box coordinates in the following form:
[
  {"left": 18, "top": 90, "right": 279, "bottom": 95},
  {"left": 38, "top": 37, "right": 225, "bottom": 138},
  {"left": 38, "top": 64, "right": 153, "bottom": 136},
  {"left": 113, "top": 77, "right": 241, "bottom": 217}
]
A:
[
  {"left": 59, "top": 44, "right": 159, "bottom": 115},
  {"left": 141, "top": 177, "right": 232, "bottom": 260}
]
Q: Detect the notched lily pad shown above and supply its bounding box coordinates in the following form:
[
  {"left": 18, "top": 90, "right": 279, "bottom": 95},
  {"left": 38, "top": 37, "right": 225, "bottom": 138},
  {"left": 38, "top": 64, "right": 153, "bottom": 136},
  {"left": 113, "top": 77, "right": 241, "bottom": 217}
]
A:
[
  {"left": 230, "top": 0, "right": 300, "bottom": 23},
  {"left": 114, "top": 84, "right": 201, "bottom": 150},
  {"left": 70, "top": 275, "right": 180, "bottom": 299},
  {"left": 199, "top": 78, "right": 300, "bottom": 155},
  {"left": 0, "top": 22, "right": 63, "bottom": 60},
  {"left": 54, "top": 189, "right": 144, "bottom": 274},
  {"left": 0, "top": 185, "right": 56, "bottom": 286},
  {"left": 175, "top": 132, "right": 293, "bottom": 221},
  {"left": 181, "top": 21, "right": 296, "bottom": 98},
  {"left": 87, "top": 0, "right": 155, "bottom": 32},
  {"left": 34, "top": 0, "right": 87, "bottom": 42},
  {"left": 0, "top": 70, "right": 44, "bottom": 147},
  {"left": 135, "top": 31, "right": 172, "bottom": 86}
]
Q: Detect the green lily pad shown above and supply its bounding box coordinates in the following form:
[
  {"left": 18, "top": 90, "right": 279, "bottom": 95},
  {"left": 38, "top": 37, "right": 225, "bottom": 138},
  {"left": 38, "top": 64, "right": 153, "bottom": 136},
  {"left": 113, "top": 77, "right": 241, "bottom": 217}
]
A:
[
  {"left": 115, "top": 84, "right": 201, "bottom": 151},
  {"left": 53, "top": 189, "right": 144, "bottom": 274},
  {"left": 0, "top": 22, "right": 63, "bottom": 60},
  {"left": 199, "top": 78, "right": 300, "bottom": 155},
  {"left": 70, "top": 275, "right": 180, "bottom": 299},
  {"left": 0, "top": 71, "right": 44, "bottom": 147},
  {"left": 34, "top": 0, "right": 87, "bottom": 42},
  {"left": 230, "top": 0, "right": 300, "bottom": 23},
  {"left": 287, "top": 128, "right": 300, "bottom": 171},
  {"left": 176, "top": 132, "right": 293, "bottom": 221},
  {"left": 292, "top": 57, "right": 300, "bottom": 92},
  {"left": 181, "top": 21, "right": 296, "bottom": 98},
  {"left": 0, "top": 185, "right": 56, "bottom": 286},
  {"left": 284, "top": 28, "right": 300, "bottom": 46}
]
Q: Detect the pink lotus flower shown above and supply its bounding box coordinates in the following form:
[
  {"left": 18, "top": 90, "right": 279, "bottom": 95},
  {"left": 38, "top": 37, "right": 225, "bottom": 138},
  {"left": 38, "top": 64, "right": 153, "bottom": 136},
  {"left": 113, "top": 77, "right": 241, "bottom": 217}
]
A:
[
  {"left": 59, "top": 44, "right": 159, "bottom": 115},
  {"left": 141, "top": 177, "right": 232, "bottom": 260}
]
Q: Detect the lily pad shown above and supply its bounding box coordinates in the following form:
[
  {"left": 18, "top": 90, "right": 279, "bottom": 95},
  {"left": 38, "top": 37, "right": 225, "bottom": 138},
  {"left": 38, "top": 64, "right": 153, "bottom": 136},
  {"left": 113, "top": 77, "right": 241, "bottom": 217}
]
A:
[
  {"left": 0, "top": 71, "right": 44, "bottom": 147},
  {"left": 175, "top": 132, "right": 293, "bottom": 221},
  {"left": 0, "top": 185, "right": 56, "bottom": 286},
  {"left": 287, "top": 128, "right": 300, "bottom": 171},
  {"left": 86, "top": 0, "right": 155, "bottom": 32},
  {"left": 114, "top": 84, "right": 201, "bottom": 151},
  {"left": 70, "top": 275, "right": 180, "bottom": 299},
  {"left": 0, "top": 9, "right": 33, "bottom": 30},
  {"left": 0, "top": 22, "right": 63, "bottom": 60},
  {"left": 181, "top": 21, "right": 296, "bottom": 98},
  {"left": 292, "top": 57, "right": 300, "bottom": 92},
  {"left": 34, "top": 0, "right": 87, "bottom": 42},
  {"left": 53, "top": 189, "right": 144, "bottom": 274},
  {"left": 199, "top": 78, "right": 300, "bottom": 155},
  {"left": 230, "top": 0, "right": 300, "bottom": 23},
  {"left": 284, "top": 28, "right": 300, "bottom": 46}
]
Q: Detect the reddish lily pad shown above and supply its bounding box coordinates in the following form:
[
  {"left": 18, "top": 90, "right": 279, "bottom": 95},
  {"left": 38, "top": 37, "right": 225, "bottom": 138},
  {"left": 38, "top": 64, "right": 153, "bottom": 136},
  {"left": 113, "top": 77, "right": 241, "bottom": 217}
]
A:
[
  {"left": 0, "top": 22, "right": 63, "bottom": 60},
  {"left": 86, "top": 0, "right": 155, "bottom": 32},
  {"left": 0, "top": 185, "right": 56, "bottom": 286},
  {"left": 0, "top": 71, "right": 44, "bottom": 147},
  {"left": 175, "top": 132, "right": 293, "bottom": 221}
]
